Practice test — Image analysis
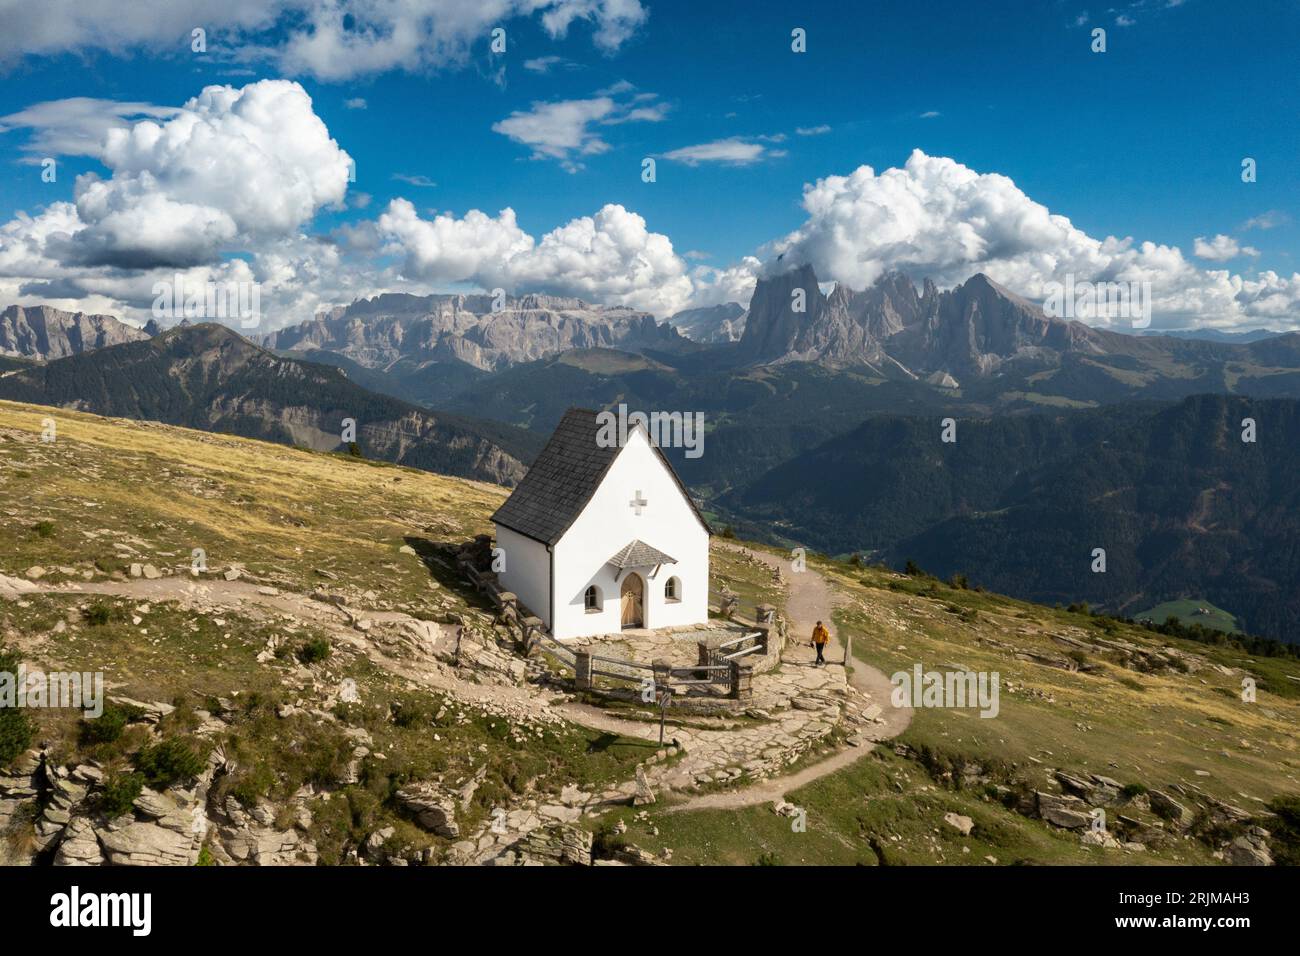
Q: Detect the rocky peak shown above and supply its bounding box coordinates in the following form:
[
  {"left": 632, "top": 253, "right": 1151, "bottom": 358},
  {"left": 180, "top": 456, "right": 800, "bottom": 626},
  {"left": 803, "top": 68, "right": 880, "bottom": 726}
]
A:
[
  {"left": 738, "top": 266, "right": 1108, "bottom": 377},
  {"left": 0, "top": 304, "right": 148, "bottom": 360},
  {"left": 734, "top": 263, "right": 824, "bottom": 363}
]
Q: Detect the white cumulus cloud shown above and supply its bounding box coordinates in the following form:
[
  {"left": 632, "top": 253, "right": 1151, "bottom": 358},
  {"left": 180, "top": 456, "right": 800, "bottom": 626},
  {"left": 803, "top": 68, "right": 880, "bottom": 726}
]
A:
[
  {"left": 765, "top": 149, "right": 1300, "bottom": 329},
  {"left": 1193, "top": 234, "right": 1259, "bottom": 262},
  {"left": 376, "top": 200, "right": 692, "bottom": 316}
]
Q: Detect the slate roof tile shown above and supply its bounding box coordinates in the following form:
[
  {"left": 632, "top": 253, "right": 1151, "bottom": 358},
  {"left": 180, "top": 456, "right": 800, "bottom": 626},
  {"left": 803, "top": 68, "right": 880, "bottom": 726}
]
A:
[{"left": 490, "top": 407, "right": 710, "bottom": 545}]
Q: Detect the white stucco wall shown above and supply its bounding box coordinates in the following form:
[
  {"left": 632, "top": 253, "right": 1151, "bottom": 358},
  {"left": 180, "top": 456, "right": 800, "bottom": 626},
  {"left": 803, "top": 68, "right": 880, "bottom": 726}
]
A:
[
  {"left": 492, "top": 524, "right": 551, "bottom": 622},
  {"left": 550, "top": 429, "right": 709, "bottom": 640}
]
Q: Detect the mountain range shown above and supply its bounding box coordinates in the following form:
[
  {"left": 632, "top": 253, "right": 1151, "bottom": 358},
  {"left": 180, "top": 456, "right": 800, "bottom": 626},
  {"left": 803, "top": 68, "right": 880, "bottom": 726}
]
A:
[
  {"left": 0, "top": 323, "right": 538, "bottom": 486},
  {"left": 6, "top": 267, "right": 1300, "bottom": 640},
  {"left": 260, "top": 291, "right": 690, "bottom": 370}
]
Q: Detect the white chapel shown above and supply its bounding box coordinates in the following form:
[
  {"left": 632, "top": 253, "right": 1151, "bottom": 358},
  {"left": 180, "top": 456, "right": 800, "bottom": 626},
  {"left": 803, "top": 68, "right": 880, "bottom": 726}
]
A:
[{"left": 491, "top": 407, "right": 711, "bottom": 640}]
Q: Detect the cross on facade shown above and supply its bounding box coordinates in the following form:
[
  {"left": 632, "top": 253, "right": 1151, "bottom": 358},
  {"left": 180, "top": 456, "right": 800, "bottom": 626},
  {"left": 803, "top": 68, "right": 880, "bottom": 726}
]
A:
[{"left": 629, "top": 490, "right": 648, "bottom": 516}]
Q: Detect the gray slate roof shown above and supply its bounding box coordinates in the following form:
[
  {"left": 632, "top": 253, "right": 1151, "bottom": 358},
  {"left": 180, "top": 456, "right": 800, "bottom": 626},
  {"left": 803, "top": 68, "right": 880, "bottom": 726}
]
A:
[
  {"left": 607, "top": 539, "right": 677, "bottom": 570},
  {"left": 491, "top": 407, "right": 710, "bottom": 546}
]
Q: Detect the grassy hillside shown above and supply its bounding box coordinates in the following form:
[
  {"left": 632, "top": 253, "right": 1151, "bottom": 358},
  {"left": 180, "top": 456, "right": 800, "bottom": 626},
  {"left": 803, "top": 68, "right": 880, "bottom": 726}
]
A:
[
  {"left": 610, "top": 558, "right": 1299, "bottom": 865},
  {"left": 1138, "top": 599, "right": 1240, "bottom": 634},
  {"left": 0, "top": 400, "right": 648, "bottom": 865},
  {"left": 2, "top": 400, "right": 1294, "bottom": 866}
]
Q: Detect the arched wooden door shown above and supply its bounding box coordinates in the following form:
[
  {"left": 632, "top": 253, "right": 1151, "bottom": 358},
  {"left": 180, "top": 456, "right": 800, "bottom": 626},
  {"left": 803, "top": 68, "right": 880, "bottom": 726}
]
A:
[{"left": 620, "top": 573, "right": 644, "bottom": 628}]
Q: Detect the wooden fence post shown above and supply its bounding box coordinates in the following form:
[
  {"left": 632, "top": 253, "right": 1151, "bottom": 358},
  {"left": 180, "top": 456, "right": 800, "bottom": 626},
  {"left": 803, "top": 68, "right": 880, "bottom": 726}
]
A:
[
  {"left": 695, "top": 640, "right": 712, "bottom": 680},
  {"left": 652, "top": 659, "right": 673, "bottom": 696}
]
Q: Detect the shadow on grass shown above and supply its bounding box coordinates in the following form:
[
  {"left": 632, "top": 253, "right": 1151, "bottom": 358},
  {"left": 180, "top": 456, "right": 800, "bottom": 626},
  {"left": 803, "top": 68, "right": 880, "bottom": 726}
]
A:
[
  {"left": 587, "top": 731, "right": 657, "bottom": 756},
  {"left": 402, "top": 535, "right": 495, "bottom": 611}
]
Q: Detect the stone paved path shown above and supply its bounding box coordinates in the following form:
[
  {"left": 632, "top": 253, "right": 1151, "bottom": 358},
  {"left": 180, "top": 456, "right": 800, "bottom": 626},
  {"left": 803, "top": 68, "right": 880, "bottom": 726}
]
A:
[{"left": 666, "top": 544, "right": 911, "bottom": 812}]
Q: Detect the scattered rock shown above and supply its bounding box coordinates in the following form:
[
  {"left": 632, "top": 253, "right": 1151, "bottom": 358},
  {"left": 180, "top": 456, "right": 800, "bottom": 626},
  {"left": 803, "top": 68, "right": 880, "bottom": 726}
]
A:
[{"left": 943, "top": 812, "right": 974, "bottom": 837}]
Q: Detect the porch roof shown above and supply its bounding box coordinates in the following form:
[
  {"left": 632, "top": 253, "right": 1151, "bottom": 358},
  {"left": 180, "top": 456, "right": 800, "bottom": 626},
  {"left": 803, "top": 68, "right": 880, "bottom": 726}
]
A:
[{"left": 607, "top": 539, "right": 677, "bottom": 570}]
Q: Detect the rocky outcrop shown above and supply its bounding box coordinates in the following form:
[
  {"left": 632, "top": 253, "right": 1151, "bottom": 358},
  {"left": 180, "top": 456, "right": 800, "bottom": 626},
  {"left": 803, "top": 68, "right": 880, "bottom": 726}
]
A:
[
  {"left": 513, "top": 823, "right": 592, "bottom": 866},
  {"left": 0, "top": 305, "right": 148, "bottom": 359},
  {"left": 396, "top": 783, "right": 460, "bottom": 837},
  {"left": 1148, "top": 789, "right": 1194, "bottom": 827}
]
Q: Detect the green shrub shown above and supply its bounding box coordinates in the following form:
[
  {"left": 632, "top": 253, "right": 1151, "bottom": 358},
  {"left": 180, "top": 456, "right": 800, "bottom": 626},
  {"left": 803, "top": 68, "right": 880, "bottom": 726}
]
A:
[
  {"left": 0, "top": 645, "right": 35, "bottom": 764},
  {"left": 100, "top": 772, "right": 144, "bottom": 817},
  {"left": 31, "top": 520, "right": 55, "bottom": 538},
  {"left": 79, "top": 701, "right": 145, "bottom": 746},
  {"left": 592, "top": 821, "right": 629, "bottom": 858},
  {"left": 1265, "top": 795, "right": 1300, "bottom": 866},
  {"left": 1121, "top": 783, "right": 1148, "bottom": 798},
  {"left": 296, "top": 637, "right": 332, "bottom": 665},
  {"left": 390, "top": 696, "right": 431, "bottom": 729},
  {"left": 83, "top": 603, "right": 113, "bottom": 626},
  {"left": 136, "top": 738, "right": 207, "bottom": 787}
]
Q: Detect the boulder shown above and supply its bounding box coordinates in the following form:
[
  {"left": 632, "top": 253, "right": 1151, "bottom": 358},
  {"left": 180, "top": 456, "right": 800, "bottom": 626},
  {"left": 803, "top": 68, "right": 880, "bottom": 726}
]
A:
[
  {"left": 53, "top": 817, "right": 104, "bottom": 866},
  {"left": 1149, "top": 789, "right": 1194, "bottom": 827},
  {"left": 1035, "top": 791, "right": 1092, "bottom": 829},
  {"left": 1080, "top": 829, "right": 1121, "bottom": 849},
  {"left": 98, "top": 821, "right": 197, "bottom": 866},
  {"left": 1224, "top": 835, "right": 1272, "bottom": 867},
  {"left": 516, "top": 823, "right": 592, "bottom": 866},
  {"left": 396, "top": 783, "right": 459, "bottom": 837},
  {"left": 943, "top": 812, "right": 975, "bottom": 837}
]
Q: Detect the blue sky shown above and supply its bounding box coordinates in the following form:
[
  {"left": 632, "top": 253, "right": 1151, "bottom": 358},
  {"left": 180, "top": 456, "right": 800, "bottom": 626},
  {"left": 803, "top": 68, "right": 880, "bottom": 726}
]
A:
[{"left": 0, "top": 0, "right": 1295, "bottom": 329}]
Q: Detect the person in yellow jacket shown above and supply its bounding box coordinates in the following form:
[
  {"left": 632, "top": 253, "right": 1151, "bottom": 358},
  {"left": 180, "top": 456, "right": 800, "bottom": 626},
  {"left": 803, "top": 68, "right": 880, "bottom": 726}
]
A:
[{"left": 811, "top": 620, "right": 830, "bottom": 666}]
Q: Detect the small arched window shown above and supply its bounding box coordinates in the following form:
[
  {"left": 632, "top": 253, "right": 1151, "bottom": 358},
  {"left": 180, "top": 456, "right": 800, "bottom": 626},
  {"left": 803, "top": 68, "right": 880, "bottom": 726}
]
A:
[
  {"left": 664, "top": 577, "right": 681, "bottom": 603},
  {"left": 584, "top": 585, "right": 601, "bottom": 612}
]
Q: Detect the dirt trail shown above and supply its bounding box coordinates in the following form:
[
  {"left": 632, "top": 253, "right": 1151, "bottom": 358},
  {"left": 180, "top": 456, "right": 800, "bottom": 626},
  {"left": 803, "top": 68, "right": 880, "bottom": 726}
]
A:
[
  {"left": 3, "top": 573, "right": 674, "bottom": 744},
  {"left": 666, "top": 544, "right": 911, "bottom": 812},
  {"left": 7, "top": 548, "right": 913, "bottom": 809}
]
